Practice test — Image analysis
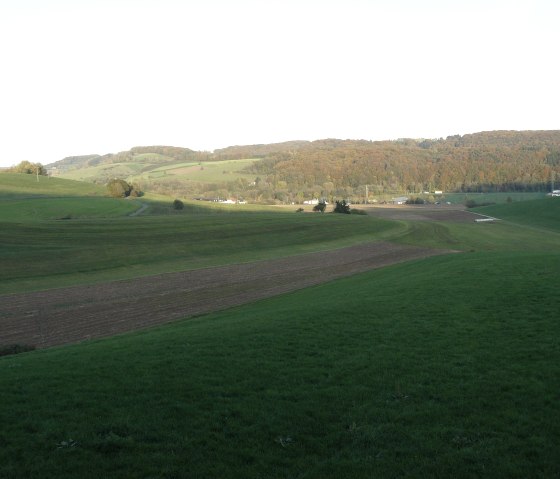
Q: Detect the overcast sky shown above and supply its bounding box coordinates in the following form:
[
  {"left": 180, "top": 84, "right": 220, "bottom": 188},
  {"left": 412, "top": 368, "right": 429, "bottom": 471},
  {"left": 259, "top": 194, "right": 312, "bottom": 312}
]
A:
[{"left": 0, "top": 0, "right": 558, "bottom": 166}]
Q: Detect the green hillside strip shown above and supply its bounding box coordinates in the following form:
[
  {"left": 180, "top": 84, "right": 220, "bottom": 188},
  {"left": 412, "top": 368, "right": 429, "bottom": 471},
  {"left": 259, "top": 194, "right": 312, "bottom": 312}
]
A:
[
  {"left": 443, "top": 191, "right": 547, "bottom": 205},
  {"left": 475, "top": 197, "right": 560, "bottom": 232},
  {"left": 0, "top": 197, "right": 139, "bottom": 222},
  {"left": 394, "top": 219, "right": 560, "bottom": 253},
  {"left": 1, "top": 252, "right": 559, "bottom": 477},
  {"left": 0, "top": 173, "right": 104, "bottom": 198},
  {"left": 0, "top": 214, "right": 404, "bottom": 294}
]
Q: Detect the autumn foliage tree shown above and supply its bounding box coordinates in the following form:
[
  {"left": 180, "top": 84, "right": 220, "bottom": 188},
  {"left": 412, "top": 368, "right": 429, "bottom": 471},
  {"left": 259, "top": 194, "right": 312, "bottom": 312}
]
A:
[
  {"left": 8, "top": 161, "right": 47, "bottom": 176},
  {"left": 107, "top": 179, "right": 132, "bottom": 198}
]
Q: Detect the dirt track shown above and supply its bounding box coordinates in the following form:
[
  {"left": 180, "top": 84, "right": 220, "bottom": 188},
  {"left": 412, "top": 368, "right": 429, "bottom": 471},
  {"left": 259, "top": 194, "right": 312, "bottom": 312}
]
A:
[{"left": 0, "top": 242, "right": 452, "bottom": 349}]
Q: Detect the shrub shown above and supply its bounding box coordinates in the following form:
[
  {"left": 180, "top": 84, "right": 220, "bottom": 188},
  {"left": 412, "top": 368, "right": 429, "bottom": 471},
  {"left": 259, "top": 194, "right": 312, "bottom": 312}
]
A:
[
  {"left": 107, "top": 179, "right": 132, "bottom": 198},
  {"left": 334, "top": 200, "right": 351, "bottom": 214},
  {"left": 296, "top": 208, "right": 304, "bottom": 213},
  {"left": 313, "top": 201, "right": 327, "bottom": 213},
  {"left": 173, "top": 199, "right": 184, "bottom": 210},
  {"left": 129, "top": 184, "right": 143, "bottom": 197}
]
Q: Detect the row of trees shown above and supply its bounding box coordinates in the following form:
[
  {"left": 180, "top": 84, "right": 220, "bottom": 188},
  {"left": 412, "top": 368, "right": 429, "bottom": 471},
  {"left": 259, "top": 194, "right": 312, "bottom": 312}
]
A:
[
  {"left": 5, "top": 161, "right": 47, "bottom": 176},
  {"left": 242, "top": 135, "right": 560, "bottom": 197},
  {"left": 313, "top": 200, "right": 352, "bottom": 214},
  {"left": 42, "top": 131, "right": 560, "bottom": 204}
]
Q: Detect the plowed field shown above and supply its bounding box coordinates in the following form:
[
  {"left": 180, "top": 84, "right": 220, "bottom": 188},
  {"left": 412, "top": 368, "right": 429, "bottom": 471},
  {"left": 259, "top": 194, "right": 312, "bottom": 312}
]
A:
[
  {"left": 0, "top": 242, "right": 452, "bottom": 349},
  {"left": 363, "top": 204, "right": 480, "bottom": 222}
]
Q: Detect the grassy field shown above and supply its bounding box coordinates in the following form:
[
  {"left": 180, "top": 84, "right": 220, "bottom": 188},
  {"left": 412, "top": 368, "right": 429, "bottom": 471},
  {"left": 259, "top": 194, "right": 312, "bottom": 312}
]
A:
[
  {"left": 0, "top": 173, "right": 140, "bottom": 222},
  {"left": 0, "top": 213, "right": 403, "bottom": 294},
  {"left": 442, "top": 191, "right": 548, "bottom": 205},
  {"left": 0, "top": 197, "right": 140, "bottom": 222},
  {"left": 1, "top": 253, "right": 559, "bottom": 477},
  {"left": 132, "top": 158, "right": 258, "bottom": 184},
  {"left": 0, "top": 172, "right": 105, "bottom": 197},
  {"left": 475, "top": 197, "right": 560, "bottom": 232},
  {"left": 1, "top": 188, "right": 560, "bottom": 477},
  {"left": 60, "top": 162, "right": 148, "bottom": 182},
  {"left": 57, "top": 156, "right": 260, "bottom": 188}
]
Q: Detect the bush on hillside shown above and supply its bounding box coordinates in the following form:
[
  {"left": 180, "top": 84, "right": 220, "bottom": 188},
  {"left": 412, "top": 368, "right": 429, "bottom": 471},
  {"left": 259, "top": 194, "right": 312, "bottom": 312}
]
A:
[
  {"left": 312, "top": 200, "right": 327, "bottom": 213},
  {"left": 107, "top": 179, "right": 132, "bottom": 198},
  {"left": 334, "top": 200, "right": 351, "bottom": 214},
  {"left": 129, "top": 183, "right": 143, "bottom": 197},
  {"left": 173, "top": 199, "right": 184, "bottom": 210}
]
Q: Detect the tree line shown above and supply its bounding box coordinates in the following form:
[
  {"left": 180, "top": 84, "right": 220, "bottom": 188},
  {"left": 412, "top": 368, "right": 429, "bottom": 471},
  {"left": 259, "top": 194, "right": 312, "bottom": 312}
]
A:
[
  {"left": 4, "top": 161, "right": 47, "bottom": 176},
  {"left": 238, "top": 131, "right": 560, "bottom": 201},
  {"left": 40, "top": 131, "right": 560, "bottom": 204}
]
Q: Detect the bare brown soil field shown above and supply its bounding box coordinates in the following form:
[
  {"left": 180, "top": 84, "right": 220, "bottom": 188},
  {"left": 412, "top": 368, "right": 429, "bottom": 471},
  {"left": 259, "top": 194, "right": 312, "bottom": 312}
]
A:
[
  {"left": 362, "top": 204, "right": 479, "bottom": 222},
  {"left": 0, "top": 243, "right": 452, "bottom": 349}
]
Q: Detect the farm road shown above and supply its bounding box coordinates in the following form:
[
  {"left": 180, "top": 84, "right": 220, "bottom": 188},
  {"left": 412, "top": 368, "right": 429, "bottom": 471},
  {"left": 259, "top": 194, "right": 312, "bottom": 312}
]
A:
[{"left": 0, "top": 242, "right": 451, "bottom": 349}]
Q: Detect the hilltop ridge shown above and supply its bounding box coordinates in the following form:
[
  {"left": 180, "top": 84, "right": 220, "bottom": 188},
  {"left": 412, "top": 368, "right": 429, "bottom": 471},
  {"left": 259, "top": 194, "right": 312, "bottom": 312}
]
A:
[{"left": 45, "top": 130, "right": 560, "bottom": 202}]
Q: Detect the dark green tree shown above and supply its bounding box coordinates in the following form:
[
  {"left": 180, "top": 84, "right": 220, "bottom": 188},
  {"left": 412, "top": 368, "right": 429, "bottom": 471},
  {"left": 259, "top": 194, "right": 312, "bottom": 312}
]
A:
[
  {"left": 334, "top": 200, "right": 351, "bottom": 214},
  {"left": 313, "top": 200, "right": 327, "bottom": 213},
  {"left": 173, "top": 199, "right": 184, "bottom": 210}
]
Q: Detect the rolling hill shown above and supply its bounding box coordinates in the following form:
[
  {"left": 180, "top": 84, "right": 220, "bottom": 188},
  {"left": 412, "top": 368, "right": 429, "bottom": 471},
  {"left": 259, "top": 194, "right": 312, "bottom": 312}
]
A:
[
  {"left": 45, "top": 130, "right": 560, "bottom": 204},
  {"left": 0, "top": 172, "right": 140, "bottom": 221}
]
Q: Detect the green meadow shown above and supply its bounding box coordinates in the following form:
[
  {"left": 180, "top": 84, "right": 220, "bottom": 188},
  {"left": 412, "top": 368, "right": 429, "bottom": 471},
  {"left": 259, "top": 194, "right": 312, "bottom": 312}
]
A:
[
  {"left": 0, "top": 173, "right": 140, "bottom": 224},
  {"left": 1, "top": 175, "right": 560, "bottom": 477},
  {"left": 476, "top": 197, "right": 560, "bottom": 232},
  {"left": 443, "top": 191, "right": 547, "bottom": 205},
  {"left": 0, "top": 172, "right": 104, "bottom": 197},
  {"left": 58, "top": 157, "right": 259, "bottom": 186},
  {"left": 0, "top": 213, "right": 402, "bottom": 294}
]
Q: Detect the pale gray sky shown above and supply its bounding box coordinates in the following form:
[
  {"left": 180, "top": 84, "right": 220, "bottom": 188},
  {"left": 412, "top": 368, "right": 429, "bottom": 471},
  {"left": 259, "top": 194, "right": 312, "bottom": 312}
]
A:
[{"left": 0, "top": 0, "right": 558, "bottom": 166}]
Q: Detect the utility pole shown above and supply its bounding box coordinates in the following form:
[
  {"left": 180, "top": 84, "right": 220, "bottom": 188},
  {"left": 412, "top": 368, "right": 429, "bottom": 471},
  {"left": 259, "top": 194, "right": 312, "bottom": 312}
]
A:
[{"left": 365, "top": 184, "right": 368, "bottom": 204}]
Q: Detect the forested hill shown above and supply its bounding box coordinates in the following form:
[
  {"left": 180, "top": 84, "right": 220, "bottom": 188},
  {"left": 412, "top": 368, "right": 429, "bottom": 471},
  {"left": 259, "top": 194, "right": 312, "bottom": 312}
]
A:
[
  {"left": 46, "top": 131, "right": 560, "bottom": 198},
  {"left": 238, "top": 131, "right": 560, "bottom": 194}
]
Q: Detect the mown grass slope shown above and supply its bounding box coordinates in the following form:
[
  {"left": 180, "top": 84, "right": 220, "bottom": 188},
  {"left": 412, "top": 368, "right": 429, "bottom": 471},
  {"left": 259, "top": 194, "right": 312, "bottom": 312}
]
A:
[
  {"left": 0, "top": 213, "right": 403, "bottom": 294},
  {"left": 1, "top": 194, "right": 559, "bottom": 477},
  {"left": 0, "top": 173, "right": 140, "bottom": 223},
  {"left": 443, "top": 191, "right": 547, "bottom": 205},
  {"left": 0, "top": 197, "right": 140, "bottom": 222},
  {"left": 475, "top": 197, "right": 560, "bottom": 232},
  {"left": 0, "top": 172, "right": 104, "bottom": 198},
  {"left": 59, "top": 156, "right": 260, "bottom": 188},
  {"left": 1, "top": 250, "right": 559, "bottom": 478}
]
